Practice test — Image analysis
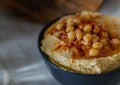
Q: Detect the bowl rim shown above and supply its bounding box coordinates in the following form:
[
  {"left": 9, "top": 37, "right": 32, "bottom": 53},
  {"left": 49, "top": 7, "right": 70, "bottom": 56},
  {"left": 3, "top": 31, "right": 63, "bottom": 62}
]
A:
[{"left": 38, "top": 15, "right": 120, "bottom": 76}]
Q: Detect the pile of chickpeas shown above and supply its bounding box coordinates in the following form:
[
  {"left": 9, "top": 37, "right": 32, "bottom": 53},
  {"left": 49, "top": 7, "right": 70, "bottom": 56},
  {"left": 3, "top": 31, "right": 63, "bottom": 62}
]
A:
[{"left": 54, "top": 12, "right": 120, "bottom": 57}]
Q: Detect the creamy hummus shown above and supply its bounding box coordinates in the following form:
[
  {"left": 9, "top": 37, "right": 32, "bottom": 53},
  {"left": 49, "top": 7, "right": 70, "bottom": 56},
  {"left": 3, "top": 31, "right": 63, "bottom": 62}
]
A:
[{"left": 41, "top": 11, "right": 120, "bottom": 74}]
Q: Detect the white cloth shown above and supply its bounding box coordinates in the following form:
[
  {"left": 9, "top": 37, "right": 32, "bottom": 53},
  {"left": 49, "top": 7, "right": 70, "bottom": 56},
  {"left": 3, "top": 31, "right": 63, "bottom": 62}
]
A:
[{"left": 0, "top": 10, "right": 60, "bottom": 85}]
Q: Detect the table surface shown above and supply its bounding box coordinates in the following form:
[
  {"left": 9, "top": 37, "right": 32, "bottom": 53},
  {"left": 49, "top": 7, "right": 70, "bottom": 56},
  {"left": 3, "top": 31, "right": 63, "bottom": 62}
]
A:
[{"left": 0, "top": 0, "right": 120, "bottom": 85}]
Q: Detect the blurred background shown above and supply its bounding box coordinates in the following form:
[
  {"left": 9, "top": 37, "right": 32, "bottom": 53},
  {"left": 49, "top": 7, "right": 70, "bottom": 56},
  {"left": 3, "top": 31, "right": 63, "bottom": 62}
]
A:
[{"left": 0, "top": 0, "right": 120, "bottom": 85}]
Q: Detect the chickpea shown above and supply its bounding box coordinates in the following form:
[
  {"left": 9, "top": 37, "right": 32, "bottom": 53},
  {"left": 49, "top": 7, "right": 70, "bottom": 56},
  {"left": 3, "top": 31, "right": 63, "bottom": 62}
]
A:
[
  {"left": 66, "top": 18, "right": 73, "bottom": 23},
  {"left": 83, "top": 24, "right": 92, "bottom": 33},
  {"left": 82, "top": 41, "right": 91, "bottom": 46},
  {"left": 89, "top": 48, "right": 99, "bottom": 56},
  {"left": 100, "top": 38, "right": 107, "bottom": 45},
  {"left": 66, "top": 26, "right": 74, "bottom": 32},
  {"left": 56, "top": 23, "right": 64, "bottom": 30},
  {"left": 101, "top": 31, "right": 109, "bottom": 38},
  {"left": 92, "top": 34, "right": 99, "bottom": 43},
  {"left": 75, "top": 30, "right": 83, "bottom": 40},
  {"left": 83, "top": 34, "right": 92, "bottom": 42},
  {"left": 110, "top": 38, "right": 120, "bottom": 46},
  {"left": 67, "top": 31, "right": 76, "bottom": 40},
  {"left": 80, "top": 11, "right": 91, "bottom": 21},
  {"left": 92, "top": 42, "right": 103, "bottom": 49},
  {"left": 66, "top": 18, "right": 74, "bottom": 27},
  {"left": 93, "top": 26, "right": 100, "bottom": 34},
  {"left": 66, "top": 21, "right": 74, "bottom": 27},
  {"left": 73, "top": 19, "right": 81, "bottom": 24}
]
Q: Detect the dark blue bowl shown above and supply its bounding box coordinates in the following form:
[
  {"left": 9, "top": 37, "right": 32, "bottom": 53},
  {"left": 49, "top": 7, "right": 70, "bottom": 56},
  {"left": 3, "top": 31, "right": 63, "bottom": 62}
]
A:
[{"left": 38, "top": 17, "right": 120, "bottom": 85}]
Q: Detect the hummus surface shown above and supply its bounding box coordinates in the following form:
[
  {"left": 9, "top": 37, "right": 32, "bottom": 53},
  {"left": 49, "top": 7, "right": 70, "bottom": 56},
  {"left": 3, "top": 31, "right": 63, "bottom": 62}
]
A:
[{"left": 41, "top": 11, "right": 120, "bottom": 74}]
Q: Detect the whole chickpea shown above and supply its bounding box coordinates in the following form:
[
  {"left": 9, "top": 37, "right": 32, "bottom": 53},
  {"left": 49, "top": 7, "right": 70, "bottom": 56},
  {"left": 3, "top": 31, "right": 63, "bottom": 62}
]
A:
[
  {"left": 93, "top": 26, "right": 100, "bottom": 34},
  {"left": 92, "top": 42, "right": 103, "bottom": 49},
  {"left": 66, "top": 26, "right": 74, "bottom": 32},
  {"left": 75, "top": 30, "right": 83, "bottom": 40},
  {"left": 83, "top": 24, "right": 92, "bottom": 33},
  {"left": 73, "top": 19, "right": 81, "bottom": 24},
  {"left": 110, "top": 38, "right": 120, "bottom": 46},
  {"left": 67, "top": 31, "right": 76, "bottom": 40},
  {"left": 82, "top": 41, "right": 91, "bottom": 46},
  {"left": 66, "top": 18, "right": 73, "bottom": 23},
  {"left": 66, "top": 18, "right": 74, "bottom": 27},
  {"left": 83, "top": 34, "right": 92, "bottom": 42},
  {"left": 100, "top": 38, "right": 107, "bottom": 45},
  {"left": 89, "top": 48, "right": 99, "bottom": 56},
  {"left": 80, "top": 11, "right": 91, "bottom": 21},
  {"left": 56, "top": 23, "right": 64, "bottom": 30},
  {"left": 101, "top": 31, "right": 109, "bottom": 38},
  {"left": 92, "top": 34, "right": 99, "bottom": 43}
]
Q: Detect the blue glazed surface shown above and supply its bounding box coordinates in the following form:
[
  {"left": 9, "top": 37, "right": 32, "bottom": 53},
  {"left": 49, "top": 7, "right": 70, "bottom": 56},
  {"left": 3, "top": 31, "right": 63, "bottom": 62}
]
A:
[{"left": 38, "top": 16, "right": 120, "bottom": 85}]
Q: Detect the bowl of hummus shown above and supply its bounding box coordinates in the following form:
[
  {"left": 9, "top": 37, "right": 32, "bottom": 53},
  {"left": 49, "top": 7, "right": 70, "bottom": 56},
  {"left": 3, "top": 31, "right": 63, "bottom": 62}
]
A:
[{"left": 38, "top": 11, "right": 120, "bottom": 85}]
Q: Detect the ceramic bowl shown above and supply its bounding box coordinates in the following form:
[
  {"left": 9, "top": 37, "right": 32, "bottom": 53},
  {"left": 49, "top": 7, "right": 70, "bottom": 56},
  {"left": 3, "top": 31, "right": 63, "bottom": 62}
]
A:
[{"left": 38, "top": 17, "right": 120, "bottom": 85}]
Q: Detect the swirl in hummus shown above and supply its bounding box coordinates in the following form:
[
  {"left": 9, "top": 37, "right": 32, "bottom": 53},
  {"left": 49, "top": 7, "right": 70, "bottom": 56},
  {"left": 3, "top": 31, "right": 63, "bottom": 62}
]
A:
[{"left": 41, "top": 11, "right": 120, "bottom": 74}]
